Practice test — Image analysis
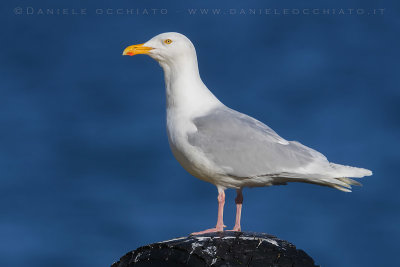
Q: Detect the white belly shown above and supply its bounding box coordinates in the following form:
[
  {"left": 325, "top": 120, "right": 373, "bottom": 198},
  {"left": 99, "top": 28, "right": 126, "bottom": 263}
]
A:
[{"left": 166, "top": 111, "right": 224, "bottom": 185}]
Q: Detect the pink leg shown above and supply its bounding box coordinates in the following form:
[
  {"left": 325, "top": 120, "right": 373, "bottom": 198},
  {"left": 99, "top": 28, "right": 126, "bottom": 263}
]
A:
[
  {"left": 230, "top": 189, "right": 243, "bottom": 232},
  {"left": 191, "top": 188, "right": 225, "bottom": 235}
]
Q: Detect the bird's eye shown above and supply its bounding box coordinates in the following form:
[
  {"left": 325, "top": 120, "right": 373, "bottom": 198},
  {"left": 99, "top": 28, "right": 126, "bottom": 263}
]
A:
[{"left": 164, "top": 39, "right": 173, "bottom": 45}]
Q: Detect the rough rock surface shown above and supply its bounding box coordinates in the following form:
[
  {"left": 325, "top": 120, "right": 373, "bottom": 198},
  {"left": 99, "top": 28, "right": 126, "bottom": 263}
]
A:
[{"left": 112, "top": 231, "right": 319, "bottom": 267}]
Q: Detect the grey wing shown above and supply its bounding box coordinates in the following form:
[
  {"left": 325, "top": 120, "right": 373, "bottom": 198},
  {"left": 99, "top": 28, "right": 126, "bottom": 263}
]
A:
[{"left": 188, "top": 107, "right": 328, "bottom": 178}]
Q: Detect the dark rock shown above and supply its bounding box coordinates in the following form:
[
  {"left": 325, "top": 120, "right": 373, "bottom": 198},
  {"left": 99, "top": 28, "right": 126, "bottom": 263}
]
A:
[{"left": 112, "top": 231, "right": 319, "bottom": 267}]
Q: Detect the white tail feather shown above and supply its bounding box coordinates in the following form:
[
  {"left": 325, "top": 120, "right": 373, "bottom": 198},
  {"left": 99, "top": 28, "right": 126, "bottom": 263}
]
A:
[
  {"left": 267, "top": 162, "right": 372, "bottom": 192},
  {"left": 329, "top": 163, "right": 373, "bottom": 178}
]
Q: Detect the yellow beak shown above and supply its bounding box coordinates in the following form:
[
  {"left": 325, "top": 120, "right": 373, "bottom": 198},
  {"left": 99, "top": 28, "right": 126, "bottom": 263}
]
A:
[{"left": 122, "top": 44, "right": 153, "bottom": 56}]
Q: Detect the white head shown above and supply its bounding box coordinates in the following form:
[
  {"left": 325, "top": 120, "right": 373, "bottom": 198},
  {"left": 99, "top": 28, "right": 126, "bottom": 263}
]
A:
[
  {"left": 123, "top": 32, "right": 221, "bottom": 111},
  {"left": 122, "top": 32, "right": 198, "bottom": 71}
]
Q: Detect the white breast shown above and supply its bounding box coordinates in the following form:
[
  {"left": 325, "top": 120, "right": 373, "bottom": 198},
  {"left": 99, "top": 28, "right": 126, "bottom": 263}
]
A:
[
  {"left": 166, "top": 106, "right": 224, "bottom": 184},
  {"left": 157, "top": 40, "right": 228, "bottom": 186}
]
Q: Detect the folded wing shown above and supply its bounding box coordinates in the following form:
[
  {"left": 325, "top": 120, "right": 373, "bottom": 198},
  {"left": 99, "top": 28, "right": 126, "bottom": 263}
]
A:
[{"left": 188, "top": 106, "right": 330, "bottom": 178}]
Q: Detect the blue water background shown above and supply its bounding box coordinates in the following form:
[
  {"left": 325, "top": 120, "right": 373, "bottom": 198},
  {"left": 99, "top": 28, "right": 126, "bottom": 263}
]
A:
[{"left": 1, "top": 0, "right": 399, "bottom": 266}]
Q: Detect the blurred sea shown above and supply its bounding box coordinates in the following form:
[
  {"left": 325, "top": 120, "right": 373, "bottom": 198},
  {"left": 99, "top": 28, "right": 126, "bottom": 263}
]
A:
[{"left": 1, "top": 0, "right": 399, "bottom": 266}]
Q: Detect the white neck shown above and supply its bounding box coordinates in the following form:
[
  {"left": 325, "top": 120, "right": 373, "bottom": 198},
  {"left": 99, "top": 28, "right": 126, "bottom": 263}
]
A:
[{"left": 159, "top": 55, "right": 222, "bottom": 117}]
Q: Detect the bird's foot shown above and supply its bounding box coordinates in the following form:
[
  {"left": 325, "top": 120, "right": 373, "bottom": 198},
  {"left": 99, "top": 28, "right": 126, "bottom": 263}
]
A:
[
  {"left": 191, "top": 225, "right": 226, "bottom": 235},
  {"left": 227, "top": 226, "right": 241, "bottom": 232}
]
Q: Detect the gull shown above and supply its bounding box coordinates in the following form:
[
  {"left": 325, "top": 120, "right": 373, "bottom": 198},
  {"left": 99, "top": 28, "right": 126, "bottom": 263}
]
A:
[{"left": 122, "top": 32, "right": 372, "bottom": 235}]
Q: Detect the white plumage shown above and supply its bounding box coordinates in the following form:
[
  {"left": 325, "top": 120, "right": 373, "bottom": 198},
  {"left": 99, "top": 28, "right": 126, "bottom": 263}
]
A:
[{"left": 123, "top": 32, "right": 372, "bottom": 233}]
